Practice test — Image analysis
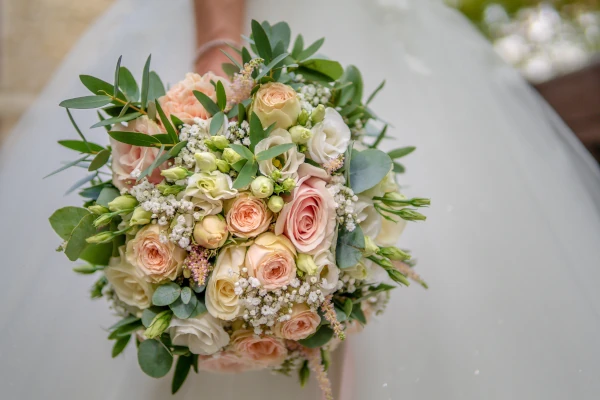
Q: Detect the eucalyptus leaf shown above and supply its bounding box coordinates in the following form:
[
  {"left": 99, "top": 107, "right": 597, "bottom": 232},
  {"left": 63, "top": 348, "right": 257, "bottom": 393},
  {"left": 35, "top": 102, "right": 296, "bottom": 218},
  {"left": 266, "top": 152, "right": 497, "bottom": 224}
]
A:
[
  {"left": 216, "top": 81, "right": 227, "bottom": 111},
  {"left": 138, "top": 146, "right": 167, "bottom": 182},
  {"left": 255, "top": 143, "right": 294, "bottom": 161},
  {"left": 140, "top": 55, "right": 151, "bottom": 110},
  {"left": 79, "top": 75, "right": 125, "bottom": 100},
  {"left": 222, "top": 63, "right": 239, "bottom": 79},
  {"left": 298, "top": 326, "right": 334, "bottom": 348},
  {"left": 366, "top": 79, "right": 386, "bottom": 105},
  {"left": 64, "top": 174, "right": 96, "bottom": 195},
  {"left": 155, "top": 101, "right": 178, "bottom": 143},
  {"left": 339, "top": 65, "right": 364, "bottom": 106},
  {"left": 271, "top": 21, "right": 291, "bottom": 51},
  {"left": 297, "top": 37, "right": 325, "bottom": 60},
  {"left": 119, "top": 66, "right": 140, "bottom": 101},
  {"left": 299, "top": 59, "right": 343, "bottom": 80},
  {"left": 96, "top": 187, "right": 120, "bottom": 207},
  {"left": 229, "top": 143, "right": 254, "bottom": 160},
  {"left": 249, "top": 112, "right": 266, "bottom": 152},
  {"left": 256, "top": 52, "right": 290, "bottom": 80},
  {"left": 113, "top": 56, "right": 122, "bottom": 101},
  {"left": 148, "top": 71, "right": 166, "bottom": 102},
  {"left": 180, "top": 287, "right": 192, "bottom": 305},
  {"left": 108, "top": 131, "right": 161, "bottom": 147},
  {"left": 349, "top": 149, "right": 392, "bottom": 194},
  {"left": 49, "top": 206, "right": 91, "bottom": 240},
  {"left": 393, "top": 162, "right": 405, "bottom": 173},
  {"left": 387, "top": 146, "right": 416, "bottom": 159},
  {"left": 152, "top": 282, "right": 182, "bottom": 306},
  {"left": 112, "top": 334, "right": 131, "bottom": 358},
  {"left": 90, "top": 111, "right": 142, "bottom": 128},
  {"left": 88, "top": 149, "right": 110, "bottom": 171},
  {"left": 209, "top": 112, "right": 225, "bottom": 136},
  {"left": 65, "top": 213, "right": 97, "bottom": 261},
  {"left": 170, "top": 294, "right": 206, "bottom": 319},
  {"left": 291, "top": 34, "right": 304, "bottom": 58},
  {"left": 350, "top": 305, "right": 367, "bottom": 324},
  {"left": 219, "top": 49, "right": 242, "bottom": 69},
  {"left": 193, "top": 90, "right": 220, "bottom": 116},
  {"left": 251, "top": 19, "right": 272, "bottom": 62},
  {"left": 169, "top": 140, "right": 189, "bottom": 157},
  {"left": 335, "top": 224, "right": 365, "bottom": 269},
  {"left": 233, "top": 159, "right": 257, "bottom": 189},
  {"left": 79, "top": 243, "right": 112, "bottom": 266},
  {"left": 137, "top": 339, "right": 173, "bottom": 378},
  {"left": 59, "top": 96, "right": 112, "bottom": 109},
  {"left": 171, "top": 355, "right": 193, "bottom": 394},
  {"left": 142, "top": 307, "right": 163, "bottom": 328},
  {"left": 109, "top": 315, "right": 140, "bottom": 331}
]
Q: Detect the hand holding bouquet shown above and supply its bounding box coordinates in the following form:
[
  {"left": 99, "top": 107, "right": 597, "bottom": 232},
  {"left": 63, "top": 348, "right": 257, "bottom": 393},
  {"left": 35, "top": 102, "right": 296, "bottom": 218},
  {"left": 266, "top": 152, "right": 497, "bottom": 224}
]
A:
[{"left": 48, "top": 20, "right": 429, "bottom": 398}]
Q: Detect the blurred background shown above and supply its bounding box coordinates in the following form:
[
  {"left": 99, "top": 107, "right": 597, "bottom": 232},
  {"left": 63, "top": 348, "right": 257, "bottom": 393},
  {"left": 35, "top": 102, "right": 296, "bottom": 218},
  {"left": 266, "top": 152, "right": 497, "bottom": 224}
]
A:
[{"left": 1, "top": 0, "right": 599, "bottom": 158}]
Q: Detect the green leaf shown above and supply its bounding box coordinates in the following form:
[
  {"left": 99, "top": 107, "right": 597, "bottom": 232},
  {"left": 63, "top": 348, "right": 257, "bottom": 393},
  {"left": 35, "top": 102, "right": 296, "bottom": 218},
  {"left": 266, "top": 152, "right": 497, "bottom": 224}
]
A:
[
  {"left": 172, "top": 355, "right": 193, "bottom": 394},
  {"left": 209, "top": 111, "right": 225, "bottom": 136},
  {"left": 249, "top": 112, "right": 267, "bottom": 152},
  {"left": 343, "top": 298, "right": 353, "bottom": 317},
  {"left": 152, "top": 134, "right": 175, "bottom": 145},
  {"left": 155, "top": 101, "right": 178, "bottom": 143},
  {"left": 231, "top": 159, "right": 247, "bottom": 172},
  {"left": 65, "top": 108, "right": 94, "bottom": 151},
  {"left": 112, "top": 334, "right": 131, "bottom": 358},
  {"left": 119, "top": 66, "right": 140, "bottom": 101},
  {"left": 44, "top": 155, "right": 90, "bottom": 179},
  {"left": 219, "top": 49, "right": 242, "bottom": 69},
  {"left": 349, "top": 149, "right": 392, "bottom": 194},
  {"left": 96, "top": 187, "right": 120, "bottom": 207},
  {"left": 152, "top": 282, "right": 181, "bottom": 306},
  {"left": 90, "top": 111, "right": 142, "bottom": 128},
  {"left": 271, "top": 21, "right": 291, "bottom": 51},
  {"left": 251, "top": 19, "right": 272, "bottom": 62},
  {"left": 180, "top": 287, "right": 192, "bottom": 305},
  {"left": 366, "top": 79, "right": 386, "bottom": 105},
  {"left": 137, "top": 339, "right": 173, "bottom": 378},
  {"left": 256, "top": 52, "right": 290, "bottom": 80},
  {"left": 59, "top": 96, "right": 112, "bottom": 109},
  {"left": 171, "top": 114, "right": 185, "bottom": 130},
  {"left": 170, "top": 294, "right": 206, "bottom": 319},
  {"left": 109, "top": 315, "right": 140, "bottom": 331},
  {"left": 350, "top": 305, "right": 367, "bottom": 324},
  {"left": 141, "top": 307, "right": 163, "bottom": 328},
  {"left": 255, "top": 143, "right": 294, "bottom": 161},
  {"left": 148, "top": 71, "right": 166, "bottom": 102},
  {"left": 140, "top": 55, "right": 151, "bottom": 111},
  {"left": 387, "top": 146, "right": 416, "bottom": 159},
  {"left": 79, "top": 75, "right": 125, "bottom": 100},
  {"left": 336, "top": 224, "right": 365, "bottom": 269},
  {"left": 138, "top": 146, "right": 168, "bottom": 182},
  {"left": 299, "top": 59, "right": 343, "bottom": 81},
  {"left": 169, "top": 140, "right": 188, "bottom": 157},
  {"left": 291, "top": 34, "right": 305, "bottom": 60},
  {"left": 88, "top": 149, "right": 110, "bottom": 171},
  {"left": 58, "top": 140, "right": 103, "bottom": 154},
  {"left": 233, "top": 159, "right": 257, "bottom": 189},
  {"left": 297, "top": 37, "right": 324, "bottom": 60},
  {"left": 392, "top": 162, "right": 405, "bottom": 173},
  {"left": 222, "top": 63, "right": 239, "bottom": 79},
  {"left": 65, "top": 213, "right": 97, "bottom": 261},
  {"left": 339, "top": 65, "right": 364, "bottom": 106},
  {"left": 299, "top": 360, "right": 310, "bottom": 387},
  {"left": 79, "top": 243, "right": 112, "bottom": 266},
  {"left": 65, "top": 174, "right": 96, "bottom": 195},
  {"left": 49, "top": 206, "right": 91, "bottom": 240},
  {"left": 229, "top": 143, "right": 254, "bottom": 160},
  {"left": 108, "top": 131, "right": 161, "bottom": 147},
  {"left": 216, "top": 81, "right": 227, "bottom": 111},
  {"left": 242, "top": 47, "right": 252, "bottom": 64},
  {"left": 109, "top": 320, "right": 143, "bottom": 339},
  {"left": 113, "top": 56, "right": 122, "bottom": 101},
  {"left": 370, "top": 124, "right": 388, "bottom": 149},
  {"left": 298, "top": 326, "right": 334, "bottom": 348},
  {"left": 193, "top": 90, "right": 220, "bottom": 116}
]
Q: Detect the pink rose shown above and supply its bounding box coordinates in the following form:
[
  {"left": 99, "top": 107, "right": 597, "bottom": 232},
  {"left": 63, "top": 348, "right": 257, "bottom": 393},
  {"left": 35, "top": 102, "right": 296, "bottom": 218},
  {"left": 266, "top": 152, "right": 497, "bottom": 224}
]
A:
[
  {"left": 198, "top": 351, "right": 259, "bottom": 373},
  {"left": 126, "top": 224, "right": 186, "bottom": 283},
  {"left": 225, "top": 193, "right": 273, "bottom": 238},
  {"left": 110, "top": 116, "right": 166, "bottom": 190},
  {"left": 274, "top": 177, "right": 336, "bottom": 255},
  {"left": 230, "top": 329, "right": 288, "bottom": 367},
  {"left": 273, "top": 303, "right": 320, "bottom": 341},
  {"left": 245, "top": 232, "right": 296, "bottom": 290},
  {"left": 158, "top": 72, "right": 231, "bottom": 123}
]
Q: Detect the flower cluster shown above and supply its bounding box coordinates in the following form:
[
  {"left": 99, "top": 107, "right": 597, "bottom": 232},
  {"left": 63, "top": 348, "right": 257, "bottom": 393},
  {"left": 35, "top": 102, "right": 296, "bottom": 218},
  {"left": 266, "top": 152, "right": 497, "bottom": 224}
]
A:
[{"left": 49, "top": 20, "right": 429, "bottom": 398}]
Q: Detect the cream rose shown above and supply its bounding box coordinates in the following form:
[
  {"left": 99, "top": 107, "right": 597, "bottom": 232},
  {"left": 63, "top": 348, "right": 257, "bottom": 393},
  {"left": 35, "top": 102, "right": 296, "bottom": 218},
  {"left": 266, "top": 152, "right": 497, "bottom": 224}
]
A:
[
  {"left": 105, "top": 246, "right": 154, "bottom": 310},
  {"left": 193, "top": 215, "right": 229, "bottom": 249},
  {"left": 252, "top": 82, "right": 301, "bottom": 129},
  {"left": 158, "top": 72, "right": 231, "bottom": 123},
  {"left": 254, "top": 129, "right": 304, "bottom": 181},
  {"left": 110, "top": 116, "right": 167, "bottom": 190},
  {"left": 184, "top": 170, "right": 238, "bottom": 216},
  {"left": 225, "top": 193, "right": 272, "bottom": 238},
  {"left": 245, "top": 232, "right": 297, "bottom": 290},
  {"left": 273, "top": 303, "right": 320, "bottom": 341},
  {"left": 205, "top": 245, "right": 245, "bottom": 320},
  {"left": 274, "top": 176, "right": 336, "bottom": 255},
  {"left": 126, "top": 224, "right": 186, "bottom": 283},
  {"left": 313, "top": 249, "right": 340, "bottom": 295},
  {"left": 307, "top": 108, "right": 351, "bottom": 164},
  {"left": 198, "top": 352, "right": 259, "bottom": 373},
  {"left": 168, "top": 314, "right": 230, "bottom": 356},
  {"left": 230, "top": 329, "right": 288, "bottom": 367}
]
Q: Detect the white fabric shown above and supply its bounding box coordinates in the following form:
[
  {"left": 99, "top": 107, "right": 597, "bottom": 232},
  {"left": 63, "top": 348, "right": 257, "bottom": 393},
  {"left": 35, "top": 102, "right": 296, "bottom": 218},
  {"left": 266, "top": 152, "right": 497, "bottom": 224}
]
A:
[{"left": 1, "top": 0, "right": 600, "bottom": 399}]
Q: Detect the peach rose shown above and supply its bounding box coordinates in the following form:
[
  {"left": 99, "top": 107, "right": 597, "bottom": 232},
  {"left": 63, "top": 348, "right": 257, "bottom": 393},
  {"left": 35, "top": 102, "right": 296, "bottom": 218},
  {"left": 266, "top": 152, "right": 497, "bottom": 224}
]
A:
[
  {"left": 158, "top": 72, "right": 231, "bottom": 123},
  {"left": 198, "top": 352, "right": 260, "bottom": 373},
  {"left": 274, "top": 176, "right": 336, "bottom": 255},
  {"left": 225, "top": 193, "right": 273, "bottom": 239},
  {"left": 230, "top": 329, "right": 288, "bottom": 367},
  {"left": 252, "top": 82, "right": 301, "bottom": 129},
  {"left": 245, "top": 232, "right": 297, "bottom": 290},
  {"left": 126, "top": 224, "right": 186, "bottom": 283},
  {"left": 110, "top": 116, "right": 166, "bottom": 190},
  {"left": 273, "top": 303, "right": 320, "bottom": 341}
]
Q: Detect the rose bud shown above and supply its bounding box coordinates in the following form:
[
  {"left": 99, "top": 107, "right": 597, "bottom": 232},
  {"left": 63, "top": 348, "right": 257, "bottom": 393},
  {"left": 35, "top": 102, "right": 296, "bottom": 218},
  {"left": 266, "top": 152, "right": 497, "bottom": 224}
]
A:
[
  {"left": 194, "top": 152, "right": 218, "bottom": 172},
  {"left": 161, "top": 166, "right": 189, "bottom": 181},
  {"left": 193, "top": 215, "right": 229, "bottom": 249},
  {"left": 268, "top": 195, "right": 284, "bottom": 213},
  {"left": 250, "top": 176, "right": 274, "bottom": 199}
]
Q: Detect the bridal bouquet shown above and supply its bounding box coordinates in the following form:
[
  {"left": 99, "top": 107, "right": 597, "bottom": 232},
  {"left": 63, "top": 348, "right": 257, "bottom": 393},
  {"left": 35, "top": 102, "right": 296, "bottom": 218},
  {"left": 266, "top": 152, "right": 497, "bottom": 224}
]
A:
[{"left": 48, "top": 21, "right": 429, "bottom": 397}]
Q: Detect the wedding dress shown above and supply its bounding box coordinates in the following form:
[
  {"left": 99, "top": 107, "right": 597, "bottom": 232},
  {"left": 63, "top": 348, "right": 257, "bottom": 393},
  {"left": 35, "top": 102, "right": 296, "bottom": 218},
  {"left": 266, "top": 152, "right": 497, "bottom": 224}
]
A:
[{"left": 1, "top": 0, "right": 600, "bottom": 399}]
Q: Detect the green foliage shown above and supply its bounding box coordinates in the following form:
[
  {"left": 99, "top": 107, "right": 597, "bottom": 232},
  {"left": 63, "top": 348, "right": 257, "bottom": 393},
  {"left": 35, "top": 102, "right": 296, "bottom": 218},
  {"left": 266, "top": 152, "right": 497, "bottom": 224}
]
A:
[
  {"left": 90, "top": 111, "right": 142, "bottom": 128},
  {"left": 112, "top": 334, "right": 131, "bottom": 358},
  {"left": 152, "top": 282, "right": 182, "bottom": 306},
  {"left": 233, "top": 159, "right": 258, "bottom": 189},
  {"left": 209, "top": 111, "right": 225, "bottom": 136},
  {"left": 148, "top": 71, "right": 166, "bottom": 102},
  {"left": 140, "top": 55, "right": 151, "bottom": 111},
  {"left": 170, "top": 294, "right": 206, "bottom": 319},
  {"left": 118, "top": 66, "right": 140, "bottom": 101},
  {"left": 255, "top": 143, "right": 295, "bottom": 161},
  {"left": 299, "top": 59, "right": 343, "bottom": 80},
  {"left": 49, "top": 207, "right": 91, "bottom": 240},
  {"left": 59, "top": 96, "right": 112, "bottom": 109},
  {"left": 299, "top": 360, "right": 310, "bottom": 387},
  {"left": 298, "top": 325, "right": 334, "bottom": 348},
  {"left": 193, "top": 90, "right": 220, "bottom": 116},
  {"left": 79, "top": 75, "right": 126, "bottom": 100},
  {"left": 138, "top": 339, "right": 173, "bottom": 378},
  {"left": 349, "top": 149, "right": 392, "bottom": 194},
  {"left": 88, "top": 149, "right": 110, "bottom": 171},
  {"left": 336, "top": 224, "right": 365, "bottom": 269},
  {"left": 251, "top": 20, "right": 273, "bottom": 62},
  {"left": 108, "top": 131, "right": 161, "bottom": 147},
  {"left": 172, "top": 355, "right": 194, "bottom": 394},
  {"left": 180, "top": 287, "right": 192, "bottom": 304},
  {"left": 297, "top": 37, "right": 325, "bottom": 61},
  {"left": 64, "top": 213, "right": 98, "bottom": 261},
  {"left": 216, "top": 81, "right": 227, "bottom": 111},
  {"left": 388, "top": 147, "right": 416, "bottom": 159}
]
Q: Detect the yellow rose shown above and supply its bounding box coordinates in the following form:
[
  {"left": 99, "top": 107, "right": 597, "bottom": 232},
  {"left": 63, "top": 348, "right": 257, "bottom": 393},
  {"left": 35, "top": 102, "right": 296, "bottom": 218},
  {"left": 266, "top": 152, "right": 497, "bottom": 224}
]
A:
[
  {"left": 205, "top": 245, "right": 246, "bottom": 320},
  {"left": 126, "top": 224, "right": 186, "bottom": 283},
  {"left": 252, "top": 82, "right": 301, "bottom": 129}
]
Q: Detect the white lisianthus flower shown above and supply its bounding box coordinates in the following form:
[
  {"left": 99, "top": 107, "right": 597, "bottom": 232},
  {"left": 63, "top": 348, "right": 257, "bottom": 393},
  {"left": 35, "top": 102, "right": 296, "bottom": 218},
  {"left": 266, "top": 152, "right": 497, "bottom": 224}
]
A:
[
  {"left": 307, "top": 108, "right": 351, "bottom": 164},
  {"left": 313, "top": 248, "right": 340, "bottom": 295},
  {"left": 355, "top": 196, "right": 383, "bottom": 238},
  {"left": 104, "top": 247, "right": 154, "bottom": 310},
  {"left": 205, "top": 245, "right": 246, "bottom": 320},
  {"left": 376, "top": 215, "right": 407, "bottom": 247},
  {"left": 168, "top": 314, "right": 230, "bottom": 355},
  {"left": 184, "top": 170, "right": 238, "bottom": 216},
  {"left": 255, "top": 129, "right": 305, "bottom": 181}
]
